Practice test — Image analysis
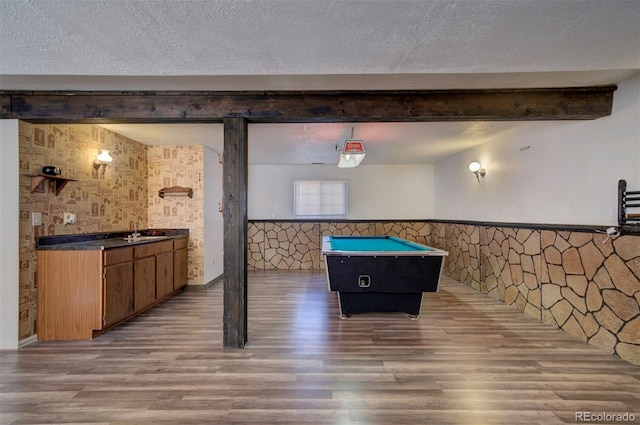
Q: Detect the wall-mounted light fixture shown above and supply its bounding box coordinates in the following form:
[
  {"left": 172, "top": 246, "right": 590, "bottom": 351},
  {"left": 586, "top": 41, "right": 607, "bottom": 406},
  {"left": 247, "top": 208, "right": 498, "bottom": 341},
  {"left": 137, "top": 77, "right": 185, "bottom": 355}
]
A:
[
  {"left": 337, "top": 127, "right": 366, "bottom": 168},
  {"left": 468, "top": 161, "right": 486, "bottom": 183},
  {"left": 93, "top": 149, "right": 113, "bottom": 172}
]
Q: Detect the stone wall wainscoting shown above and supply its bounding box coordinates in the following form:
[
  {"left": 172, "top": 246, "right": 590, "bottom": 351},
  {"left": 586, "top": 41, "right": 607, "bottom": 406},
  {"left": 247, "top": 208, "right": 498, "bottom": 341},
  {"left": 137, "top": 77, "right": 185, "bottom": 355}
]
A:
[
  {"left": 247, "top": 221, "right": 431, "bottom": 271},
  {"left": 540, "top": 231, "right": 639, "bottom": 364},
  {"left": 430, "top": 223, "right": 639, "bottom": 366},
  {"left": 249, "top": 220, "right": 639, "bottom": 365}
]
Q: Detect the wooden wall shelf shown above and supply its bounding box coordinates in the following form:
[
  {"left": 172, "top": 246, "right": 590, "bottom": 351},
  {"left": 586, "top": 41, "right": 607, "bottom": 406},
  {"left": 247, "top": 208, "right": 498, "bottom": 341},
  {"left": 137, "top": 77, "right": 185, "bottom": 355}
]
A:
[{"left": 25, "top": 174, "right": 77, "bottom": 195}]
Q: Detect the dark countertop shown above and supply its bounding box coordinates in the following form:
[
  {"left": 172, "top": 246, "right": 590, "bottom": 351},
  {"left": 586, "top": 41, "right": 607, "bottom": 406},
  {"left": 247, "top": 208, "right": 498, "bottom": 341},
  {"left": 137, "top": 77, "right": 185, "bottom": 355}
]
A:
[{"left": 37, "top": 229, "right": 189, "bottom": 250}]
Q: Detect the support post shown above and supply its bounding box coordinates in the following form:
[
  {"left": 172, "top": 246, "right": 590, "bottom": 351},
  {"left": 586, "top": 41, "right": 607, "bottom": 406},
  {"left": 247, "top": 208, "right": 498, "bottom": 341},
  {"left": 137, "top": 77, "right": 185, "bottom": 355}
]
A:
[{"left": 222, "top": 117, "right": 248, "bottom": 348}]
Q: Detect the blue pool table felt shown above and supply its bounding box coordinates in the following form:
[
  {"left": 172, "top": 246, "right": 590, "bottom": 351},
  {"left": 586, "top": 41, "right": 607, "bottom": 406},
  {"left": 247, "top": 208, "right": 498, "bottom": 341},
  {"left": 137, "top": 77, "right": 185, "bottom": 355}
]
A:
[{"left": 326, "top": 236, "right": 432, "bottom": 252}]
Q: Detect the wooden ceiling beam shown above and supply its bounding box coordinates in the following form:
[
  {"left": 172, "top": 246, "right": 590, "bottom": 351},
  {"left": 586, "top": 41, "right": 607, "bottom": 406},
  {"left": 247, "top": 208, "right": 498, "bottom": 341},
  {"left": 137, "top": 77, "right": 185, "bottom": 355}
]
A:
[{"left": 0, "top": 86, "right": 616, "bottom": 123}]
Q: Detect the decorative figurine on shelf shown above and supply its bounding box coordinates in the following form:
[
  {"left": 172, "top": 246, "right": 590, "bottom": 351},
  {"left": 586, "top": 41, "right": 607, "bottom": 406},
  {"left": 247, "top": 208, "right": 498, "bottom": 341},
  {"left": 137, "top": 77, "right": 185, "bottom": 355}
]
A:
[{"left": 42, "top": 166, "right": 62, "bottom": 176}]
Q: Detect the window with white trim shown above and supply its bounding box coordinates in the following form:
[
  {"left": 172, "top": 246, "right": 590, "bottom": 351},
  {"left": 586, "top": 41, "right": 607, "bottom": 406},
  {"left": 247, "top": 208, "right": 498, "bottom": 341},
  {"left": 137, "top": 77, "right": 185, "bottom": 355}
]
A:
[{"left": 294, "top": 180, "right": 347, "bottom": 217}]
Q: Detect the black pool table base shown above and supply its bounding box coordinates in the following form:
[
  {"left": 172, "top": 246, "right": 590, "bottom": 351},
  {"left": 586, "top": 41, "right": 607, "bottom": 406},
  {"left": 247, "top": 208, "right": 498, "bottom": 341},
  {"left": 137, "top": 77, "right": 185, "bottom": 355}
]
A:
[{"left": 337, "top": 291, "right": 423, "bottom": 320}]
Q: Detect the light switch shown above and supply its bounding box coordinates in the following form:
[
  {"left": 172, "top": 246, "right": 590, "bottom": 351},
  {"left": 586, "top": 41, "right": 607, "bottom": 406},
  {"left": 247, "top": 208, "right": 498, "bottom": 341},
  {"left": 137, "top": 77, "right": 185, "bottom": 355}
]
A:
[{"left": 32, "top": 212, "right": 42, "bottom": 226}]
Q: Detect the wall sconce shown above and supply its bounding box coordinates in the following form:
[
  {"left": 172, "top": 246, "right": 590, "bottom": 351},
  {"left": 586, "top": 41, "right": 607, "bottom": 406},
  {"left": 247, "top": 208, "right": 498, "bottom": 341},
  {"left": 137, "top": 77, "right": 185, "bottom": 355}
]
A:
[
  {"left": 468, "top": 161, "right": 486, "bottom": 182},
  {"left": 93, "top": 149, "right": 113, "bottom": 171}
]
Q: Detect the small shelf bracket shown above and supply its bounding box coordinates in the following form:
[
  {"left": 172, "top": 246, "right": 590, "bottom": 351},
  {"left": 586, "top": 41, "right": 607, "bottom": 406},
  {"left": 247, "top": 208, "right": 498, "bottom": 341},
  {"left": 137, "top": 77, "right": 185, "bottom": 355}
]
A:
[
  {"left": 158, "top": 186, "right": 193, "bottom": 199},
  {"left": 24, "top": 174, "right": 77, "bottom": 196}
]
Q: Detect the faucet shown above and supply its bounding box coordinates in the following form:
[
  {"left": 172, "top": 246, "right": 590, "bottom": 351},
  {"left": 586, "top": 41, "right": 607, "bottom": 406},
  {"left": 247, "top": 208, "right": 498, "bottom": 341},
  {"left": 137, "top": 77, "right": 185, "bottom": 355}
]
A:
[{"left": 128, "top": 222, "right": 141, "bottom": 240}]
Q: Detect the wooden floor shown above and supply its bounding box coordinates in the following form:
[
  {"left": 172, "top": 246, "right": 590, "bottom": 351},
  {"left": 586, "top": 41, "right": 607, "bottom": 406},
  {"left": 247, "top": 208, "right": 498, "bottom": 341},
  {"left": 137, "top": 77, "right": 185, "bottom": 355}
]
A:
[{"left": 1, "top": 271, "right": 638, "bottom": 425}]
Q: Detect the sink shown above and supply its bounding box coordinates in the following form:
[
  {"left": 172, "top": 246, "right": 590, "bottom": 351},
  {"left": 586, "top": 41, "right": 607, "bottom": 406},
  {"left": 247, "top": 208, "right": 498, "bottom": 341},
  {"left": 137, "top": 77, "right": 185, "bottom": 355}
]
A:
[{"left": 122, "top": 235, "right": 168, "bottom": 241}]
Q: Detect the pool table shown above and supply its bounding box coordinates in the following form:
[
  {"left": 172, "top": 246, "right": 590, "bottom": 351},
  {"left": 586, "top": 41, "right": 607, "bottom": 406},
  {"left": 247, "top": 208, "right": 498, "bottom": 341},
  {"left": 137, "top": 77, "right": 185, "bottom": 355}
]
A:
[{"left": 322, "top": 235, "right": 448, "bottom": 319}]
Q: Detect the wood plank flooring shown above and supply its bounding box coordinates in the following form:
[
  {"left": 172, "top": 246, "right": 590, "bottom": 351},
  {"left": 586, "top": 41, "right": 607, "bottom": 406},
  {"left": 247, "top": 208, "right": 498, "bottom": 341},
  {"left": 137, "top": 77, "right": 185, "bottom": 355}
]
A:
[{"left": 1, "top": 271, "right": 638, "bottom": 424}]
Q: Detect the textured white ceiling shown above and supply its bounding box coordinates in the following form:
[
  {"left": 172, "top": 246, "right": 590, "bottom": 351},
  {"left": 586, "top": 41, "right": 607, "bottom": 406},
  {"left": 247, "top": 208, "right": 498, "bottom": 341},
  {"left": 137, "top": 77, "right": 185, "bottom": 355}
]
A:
[
  {"left": 2, "top": 0, "right": 638, "bottom": 79},
  {"left": 2, "top": 0, "right": 639, "bottom": 164}
]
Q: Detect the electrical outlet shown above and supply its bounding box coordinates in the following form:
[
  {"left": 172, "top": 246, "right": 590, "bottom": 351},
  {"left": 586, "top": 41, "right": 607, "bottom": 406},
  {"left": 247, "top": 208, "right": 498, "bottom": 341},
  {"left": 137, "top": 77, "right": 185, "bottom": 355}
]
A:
[
  {"left": 32, "top": 212, "right": 42, "bottom": 226},
  {"left": 63, "top": 213, "right": 76, "bottom": 225}
]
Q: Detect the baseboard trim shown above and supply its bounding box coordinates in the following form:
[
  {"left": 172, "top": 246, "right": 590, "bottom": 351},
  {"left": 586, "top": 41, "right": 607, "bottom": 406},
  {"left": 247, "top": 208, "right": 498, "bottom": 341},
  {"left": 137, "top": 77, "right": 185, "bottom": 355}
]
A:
[
  {"left": 186, "top": 273, "right": 223, "bottom": 291},
  {"left": 18, "top": 334, "right": 38, "bottom": 348}
]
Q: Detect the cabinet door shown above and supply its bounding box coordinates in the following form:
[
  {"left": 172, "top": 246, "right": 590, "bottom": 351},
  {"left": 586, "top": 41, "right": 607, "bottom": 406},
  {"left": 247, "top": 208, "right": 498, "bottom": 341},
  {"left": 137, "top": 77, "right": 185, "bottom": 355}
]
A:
[
  {"left": 156, "top": 251, "right": 174, "bottom": 298},
  {"left": 174, "top": 248, "right": 188, "bottom": 289},
  {"left": 104, "top": 262, "right": 134, "bottom": 326},
  {"left": 134, "top": 256, "right": 156, "bottom": 311}
]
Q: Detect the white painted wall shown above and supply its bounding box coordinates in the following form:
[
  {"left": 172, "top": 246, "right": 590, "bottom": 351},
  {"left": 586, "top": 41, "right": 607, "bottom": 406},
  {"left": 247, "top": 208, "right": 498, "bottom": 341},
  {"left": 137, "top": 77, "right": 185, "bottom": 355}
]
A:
[
  {"left": 248, "top": 164, "right": 434, "bottom": 220},
  {"left": 203, "top": 147, "right": 224, "bottom": 283},
  {"left": 0, "top": 120, "right": 20, "bottom": 349},
  {"left": 433, "top": 74, "right": 640, "bottom": 226}
]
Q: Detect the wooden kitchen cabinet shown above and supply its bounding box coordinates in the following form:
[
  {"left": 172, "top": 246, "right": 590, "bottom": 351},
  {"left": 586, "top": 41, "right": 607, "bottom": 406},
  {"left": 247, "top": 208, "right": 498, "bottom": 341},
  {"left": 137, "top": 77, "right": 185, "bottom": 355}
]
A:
[
  {"left": 37, "top": 236, "right": 189, "bottom": 341},
  {"left": 104, "top": 261, "right": 134, "bottom": 326},
  {"left": 134, "top": 256, "right": 156, "bottom": 311},
  {"left": 37, "top": 250, "right": 103, "bottom": 341},
  {"left": 173, "top": 238, "right": 188, "bottom": 290},
  {"left": 135, "top": 240, "right": 174, "bottom": 300},
  {"left": 157, "top": 251, "right": 174, "bottom": 298},
  {"left": 103, "top": 247, "right": 135, "bottom": 326}
]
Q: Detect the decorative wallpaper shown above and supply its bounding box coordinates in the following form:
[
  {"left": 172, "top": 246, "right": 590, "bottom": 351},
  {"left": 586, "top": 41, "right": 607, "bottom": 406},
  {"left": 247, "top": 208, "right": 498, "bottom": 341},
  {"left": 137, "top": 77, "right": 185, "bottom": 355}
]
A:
[
  {"left": 18, "top": 126, "right": 207, "bottom": 342},
  {"left": 147, "top": 145, "right": 205, "bottom": 285},
  {"left": 18, "top": 123, "right": 149, "bottom": 340}
]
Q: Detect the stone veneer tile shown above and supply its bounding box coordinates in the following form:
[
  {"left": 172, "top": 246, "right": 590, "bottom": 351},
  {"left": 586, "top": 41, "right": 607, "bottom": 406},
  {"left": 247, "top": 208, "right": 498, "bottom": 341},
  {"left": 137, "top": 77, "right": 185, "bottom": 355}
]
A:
[
  {"left": 568, "top": 232, "right": 593, "bottom": 248},
  {"left": 617, "top": 317, "right": 640, "bottom": 344},
  {"left": 562, "top": 315, "right": 588, "bottom": 341},
  {"left": 602, "top": 290, "right": 640, "bottom": 321},
  {"left": 590, "top": 328, "right": 617, "bottom": 354},
  {"left": 554, "top": 233, "right": 572, "bottom": 253},
  {"left": 594, "top": 233, "right": 615, "bottom": 256},
  {"left": 585, "top": 282, "right": 603, "bottom": 312},
  {"left": 547, "top": 264, "right": 567, "bottom": 285},
  {"left": 629, "top": 260, "right": 640, "bottom": 281},
  {"left": 523, "top": 231, "right": 540, "bottom": 256},
  {"left": 578, "top": 241, "right": 605, "bottom": 280},
  {"left": 561, "top": 287, "right": 587, "bottom": 314},
  {"left": 542, "top": 284, "right": 563, "bottom": 309},
  {"left": 615, "top": 343, "right": 640, "bottom": 364},
  {"left": 566, "top": 275, "right": 588, "bottom": 296},
  {"left": 540, "top": 229, "right": 640, "bottom": 364},
  {"left": 593, "top": 266, "right": 615, "bottom": 289},
  {"left": 594, "top": 305, "right": 625, "bottom": 334},
  {"left": 541, "top": 230, "right": 556, "bottom": 248},
  {"left": 603, "top": 255, "right": 640, "bottom": 297},
  {"left": 521, "top": 255, "right": 535, "bottom": 273},
  {"left": 612, "top": 235, "right": 640, "bottom": 261},
  {"left": 562, "top": 247, "right": 584, "bottom": 275},
  {"left": 249, "top": 221, "right": 435, "bottom": 272},
  {"left": 577, "top": 311, "right": 600, "bottom": 338},
  {"left": 550, "top": 299, "right": 573, "bottom": 326},
  {"left": 544, "top": 246, "right": 562, "bottom": 265}
]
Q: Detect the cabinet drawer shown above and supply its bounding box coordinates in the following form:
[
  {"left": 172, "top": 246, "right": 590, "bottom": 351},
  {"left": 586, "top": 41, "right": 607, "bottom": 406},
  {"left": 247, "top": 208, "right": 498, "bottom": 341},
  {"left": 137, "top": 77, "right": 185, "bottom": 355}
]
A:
[
  {"left": 174, "top": 238, "right": 187, "bottom": 250},
  {"left": 104, "top": 247, "right": 134, "bottom": 266},
  {"left": 135, "top": 240, "right": 174, "bottom": 258}
]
